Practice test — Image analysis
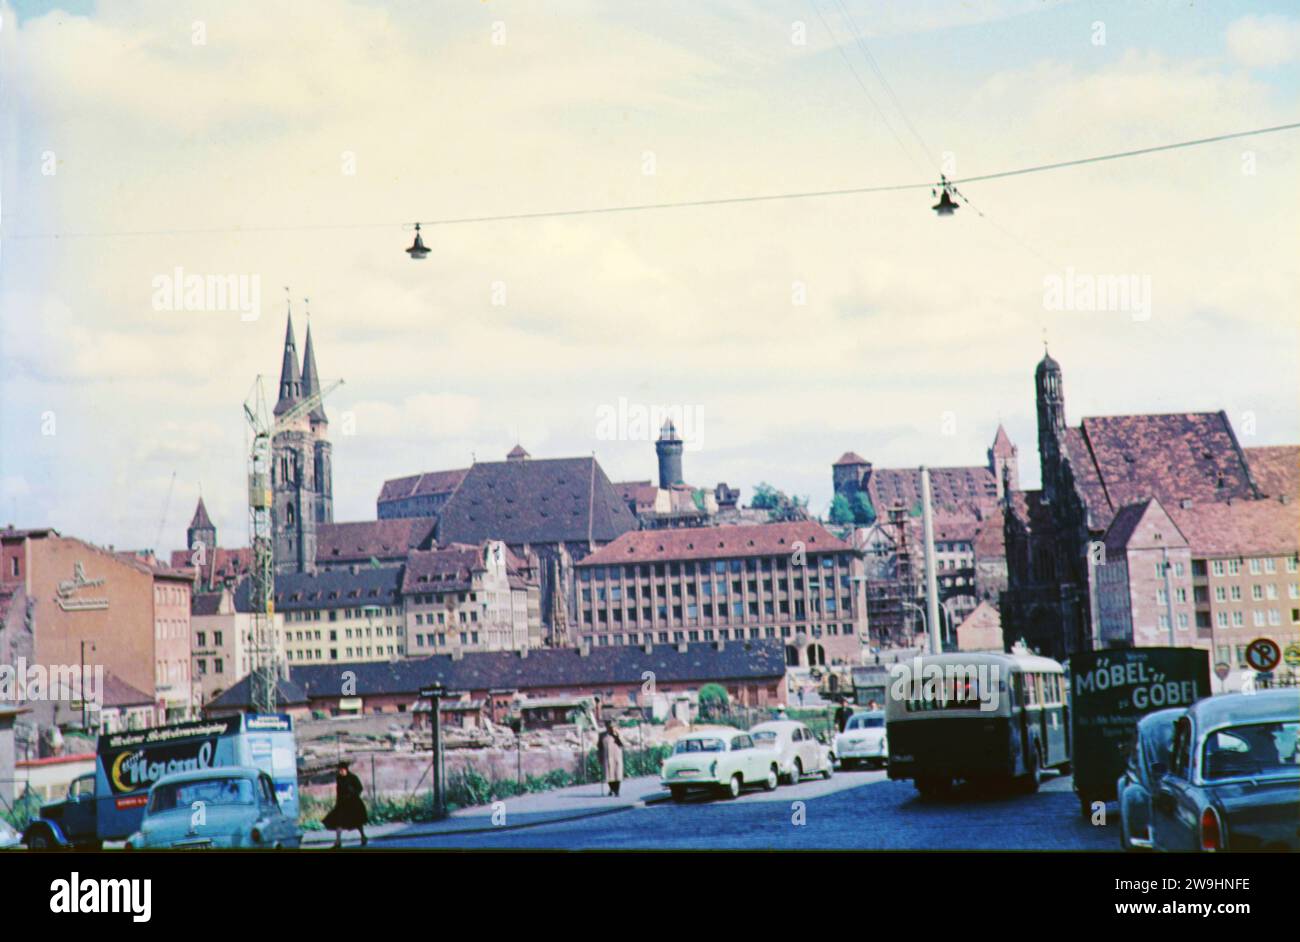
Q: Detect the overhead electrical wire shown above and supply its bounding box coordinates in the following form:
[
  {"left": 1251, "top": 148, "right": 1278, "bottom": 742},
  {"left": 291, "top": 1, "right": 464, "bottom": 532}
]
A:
[{"left": 5, "top": 121, "right": 1299, "bottom": 241}]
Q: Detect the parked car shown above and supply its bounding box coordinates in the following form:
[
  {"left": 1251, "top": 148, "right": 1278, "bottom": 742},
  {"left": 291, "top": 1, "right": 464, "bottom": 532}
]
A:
[
  {"left": 661, "top": 730, "right": 781, "bottom": 801},
  {"left": 750, "top": 720, "right": 834, "bottom": 783},
  {"left": 1116, "top": 707, "right": 1183, "bottom": 851},
  {"left": 1150, "top": 690, "right": 1300, "bottom": 852},
  {"left": 0, "top": 818, "right": 21, "bottom": 850},
  {"left": 835, "top": 710, "right": 888, "bottom": 768},
  {"left": 126, "top": 767, "right": 301, "bottom": 850}
]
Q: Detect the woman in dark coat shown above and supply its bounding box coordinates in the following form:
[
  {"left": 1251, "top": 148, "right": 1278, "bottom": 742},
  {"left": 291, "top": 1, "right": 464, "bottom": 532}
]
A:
[{"left": 323, "top": 760, "right": 368, "bottom": 847}]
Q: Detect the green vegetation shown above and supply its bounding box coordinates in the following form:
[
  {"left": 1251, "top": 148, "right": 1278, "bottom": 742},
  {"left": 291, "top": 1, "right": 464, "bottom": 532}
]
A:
[
  {"left": 828, "top": 494, "right": 854, "bottom": 524},
  {"left": 751, "top": 481, "right": 810, "bottom": 522}
]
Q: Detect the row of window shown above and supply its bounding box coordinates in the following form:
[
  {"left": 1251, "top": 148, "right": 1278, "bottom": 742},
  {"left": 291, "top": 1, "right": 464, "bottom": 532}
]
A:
[
  {"left": 288, "top": 644, "right": 405, "bottom": 661},
  {"left": 1214, "top": 609, "right": 1298, "bottom": 628},
  {"left": 1204, "top": 556, "right": 1299, "bottom": 577},
  {"left": 579, "top": 555, "right": 850, "bottom": 583},
  {"left": 581, "top": 624, "right": 856, "bottom": 645},
  {"left": 1210, "top": 583, "right": 1299, "bottom": 602}
]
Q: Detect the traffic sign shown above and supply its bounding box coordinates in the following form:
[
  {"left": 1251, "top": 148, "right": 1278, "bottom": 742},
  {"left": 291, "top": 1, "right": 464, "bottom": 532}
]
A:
[
  {"left": 1214, "top": 662, "right": 1231, "bottom": 681},
  {"left": 1284, "top": 643, "right": 1300, "bottom": 667},
  {"left": 1244, "top": 637, "right": 1281, "bottom": 673}
]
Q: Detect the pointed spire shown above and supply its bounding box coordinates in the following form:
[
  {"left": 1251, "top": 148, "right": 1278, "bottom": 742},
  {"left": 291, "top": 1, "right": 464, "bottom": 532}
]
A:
[
  {"left": 301, "top": 319, "right": 326, "bottom": 423},
  {"left": 274, "top": 306, "right": 302, "bottom": 416},
  {"left": 991, "top": 423, "right": 1015, "bottom": 456},
  {"left": 189, "top": 497, "right": 214, "bottom": 530}
]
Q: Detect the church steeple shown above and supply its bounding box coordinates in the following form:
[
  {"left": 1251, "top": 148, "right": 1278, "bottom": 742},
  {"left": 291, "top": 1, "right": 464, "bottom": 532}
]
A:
[
  {"left": 1036, "top": 347, "right": 1067, "bottom": 502},
  {"left": 301, "top": 322, "right": 326, "bottom": 423},
  {"left": 274, "top": 312, "right": 302, "bottom": 416}
]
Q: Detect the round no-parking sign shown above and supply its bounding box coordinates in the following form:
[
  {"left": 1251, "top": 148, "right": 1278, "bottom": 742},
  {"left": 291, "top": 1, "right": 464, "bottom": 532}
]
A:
[{"left": 1244, "top": 637, "right": 1281, "bottom": 673}]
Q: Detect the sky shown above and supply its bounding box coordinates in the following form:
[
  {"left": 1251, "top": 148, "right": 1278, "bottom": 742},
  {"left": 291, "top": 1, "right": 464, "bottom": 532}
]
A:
[{"left": 1, "top": 0, "right": 1297, "bottom": 554}]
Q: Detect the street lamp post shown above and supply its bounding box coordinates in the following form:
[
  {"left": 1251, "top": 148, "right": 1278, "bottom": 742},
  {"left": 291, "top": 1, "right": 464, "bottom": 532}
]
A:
[
  {"left": 80, "top": 641, "right": 96, "bottom": 731},
  {"left": 420, "top": 683, "right": 447, "bottom": 819},
  {"left": 901, "top": 601, "right": 950, "bottom": 652}
]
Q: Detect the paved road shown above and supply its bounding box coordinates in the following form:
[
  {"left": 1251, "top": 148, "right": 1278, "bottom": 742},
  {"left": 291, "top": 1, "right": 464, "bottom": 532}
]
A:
[{"left": 390, "top": 768, "right": 1119, "bottom": 850}]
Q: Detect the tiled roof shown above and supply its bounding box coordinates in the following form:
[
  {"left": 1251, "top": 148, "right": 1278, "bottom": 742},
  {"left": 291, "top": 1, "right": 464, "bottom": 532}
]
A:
[
  {"left": 1102, "top": 499, "right": 1189, "bottom": 554},
  {"left": 274, "top": 639, "right": 788, "bottom": 701},
  {"left": 834, "top": 451, "right": 869, "bottom": 466},
  {"left": 206, "top": 675, "right": 309, "bottom": 710},
  {"left": 101, "top": 670, "right": 156, "bottom": 708},
  {"left": 189, "top": 498, "right": 214, "bottom": 530},
  {"left": 377, "top": 468, "right": 470, "bottom": 503},
  {"left": 436, "top": 457, "right": 637, "bottom": 546},
  {"left": 579, "top": 521, "right": 853, "bottom": 566},
  {"left": 274, "top": 566, "right": 404, "bottom": 611},
  {"left": 192, "top": 577, "right": 255, "bottom": 617},
  {"left": 990, "top": 424, "right": 1016, "bottom": 456},
  {"left": 866, "top": 466, "right": 998, "bottom": 516},
  {"left": 1246, "top": 446, "right": 1300, "bottom": 501},
  {"left": 1167, "top": 498, "right": 1300, "bottom": 558},
  {"left": 401, "top": 544, "right": 485, "bottom": 593},
  {"left": 168, "top": 546, "right": 252, "bottom": 585},
  {"left": 1065, "top": 412, "right": 1258, "bottom": 529},
  {"left": 614, "top": 480, "right": 658, "bottom": 511},
  {"left": 315, "top": 518, "right": 435, "bottom": 563}
]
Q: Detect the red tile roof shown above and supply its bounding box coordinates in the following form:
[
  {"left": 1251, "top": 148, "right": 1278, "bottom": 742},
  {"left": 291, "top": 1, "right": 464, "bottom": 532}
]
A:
[
  {"left": 1166, "top": 498, "right": 1300, "bottom": 558},
  {"left": 834, "top": 451, "right": 869, "bottom": 466},
  {"left": 578, "top": 521, "right": 854, "bottom": 566},
  {"left": 1065, "top": 412, "right": 1258, "bottom": 529},
  {"left": 1246, "top": 446, "right": 1300, "bottom": 501},
  {"left": 866, "top": 466, "right": 999, "bottom": 517},
  {"left": 316, "top": 518, "right": 436, "bottom": 563},
  {"left": 377, "top": 468, "right": 470, "bottom": 503}
]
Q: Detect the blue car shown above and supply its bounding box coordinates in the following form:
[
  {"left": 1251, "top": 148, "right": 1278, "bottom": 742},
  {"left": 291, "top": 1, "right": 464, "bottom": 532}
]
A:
[
  {"left": 1150, "top": 690, "right": 1300, "bottom": 852},
  {"left": 126, "top": 767, "right": 301, "bottom": 850}
]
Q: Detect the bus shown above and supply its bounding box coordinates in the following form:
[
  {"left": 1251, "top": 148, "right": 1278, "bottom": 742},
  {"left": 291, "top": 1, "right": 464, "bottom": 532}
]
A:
[{"left": 886, "top": 652, "right": 1071, "bottom": 797}]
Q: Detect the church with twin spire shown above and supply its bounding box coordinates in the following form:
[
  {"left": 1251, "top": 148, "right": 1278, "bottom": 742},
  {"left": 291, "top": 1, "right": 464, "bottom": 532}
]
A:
[{"left": 271, "top": 312, "right": 333, "bottom": 574}]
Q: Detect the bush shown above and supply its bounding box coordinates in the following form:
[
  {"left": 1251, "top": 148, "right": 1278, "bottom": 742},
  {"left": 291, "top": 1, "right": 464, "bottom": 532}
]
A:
[{"left": 0, "top": 788, "right": 44, "bottom": 832}]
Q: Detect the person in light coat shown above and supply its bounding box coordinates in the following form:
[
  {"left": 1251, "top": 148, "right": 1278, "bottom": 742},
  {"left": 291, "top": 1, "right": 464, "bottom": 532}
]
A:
[{"left": 597, "top": 720, "right": 625, "bottom": 797}]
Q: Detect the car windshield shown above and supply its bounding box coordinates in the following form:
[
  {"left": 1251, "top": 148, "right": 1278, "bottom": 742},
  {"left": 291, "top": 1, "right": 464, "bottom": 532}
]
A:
[
  {"left": 751, "top": 731, "right": 779, "bottom": 744},
  {"left": 848, "top": 715, "right": 884, "bottom": 729},
  {"left": 1140, "top": 718, "right": 1178, "bottom": 773},
  {"left": 149, "top": 776, "right": 256, "bottom": 813},
  {"left": 1202, "top": 721, "right": 1300, "bottom": 780},
  {"left": 674, "top": 737, "right": 725, "bottom": 754}
]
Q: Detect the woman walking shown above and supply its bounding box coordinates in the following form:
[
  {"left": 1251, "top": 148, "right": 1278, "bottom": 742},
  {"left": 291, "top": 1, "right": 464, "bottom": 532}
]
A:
[
  {"left": 323, "top": 759, "right": 369, "bottom": 848},
  {"left": 597, "top": 720, "right": 625, "bottom": 797}
]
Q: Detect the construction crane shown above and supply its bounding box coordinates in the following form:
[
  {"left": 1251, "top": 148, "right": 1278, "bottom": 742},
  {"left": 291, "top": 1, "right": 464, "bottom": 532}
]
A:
[{"left": 243, "top": 375, "right": 343, "bottom": 714}]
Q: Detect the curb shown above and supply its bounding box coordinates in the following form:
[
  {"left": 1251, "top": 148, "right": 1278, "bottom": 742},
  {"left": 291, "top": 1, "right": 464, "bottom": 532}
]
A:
[{"left": 303, "top": 800, "right": 649, "bottom": 845}]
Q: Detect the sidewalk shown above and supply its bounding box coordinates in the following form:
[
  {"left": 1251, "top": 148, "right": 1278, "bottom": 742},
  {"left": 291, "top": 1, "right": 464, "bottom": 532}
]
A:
[{"left": 301, "top": 775, "right": 669, "bottom": 847}]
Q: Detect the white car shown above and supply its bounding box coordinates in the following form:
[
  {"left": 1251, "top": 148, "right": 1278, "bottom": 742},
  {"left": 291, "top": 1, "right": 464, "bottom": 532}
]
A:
[
  {"left": 750, "top": 720, "right": 834, "bottom": 784},
  {"left": 835, "top": 711, "right": 888, "bottom": 769},
  {"left": 661, "top": 729, "right": 781, "bottom": 801}
]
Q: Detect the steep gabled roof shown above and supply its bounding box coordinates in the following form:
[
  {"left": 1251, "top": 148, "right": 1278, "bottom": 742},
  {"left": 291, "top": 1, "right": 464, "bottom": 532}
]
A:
[
  {"left": 866, "top": 466, "right": 998, "bottom": 516},
  {"left": 189, "top": 498, "right": 214, "bottom": 531},
  {"left": 833, "top": 451, "right": 869, "bottom": 467},
  {"left": 436, "top": 456, "right": 637, "bottom": 546},
  {"left": 274, "top": 566, "right": 404, "bottom": 611},
  {"left": 1246, "top": 445, "right": 1300, "bottom": 501},
  {"left": 1064, "top": 412, "right": 1258, "bottom": 529},
  {"left": 1167, "top": 498, "right": 1299, "bottom": 558},
  {"left": 377, "top": 468, "right": 471, "bottom": 504},
  {"left": 315, "top": 518, "right": 436, "bottom": 564}
]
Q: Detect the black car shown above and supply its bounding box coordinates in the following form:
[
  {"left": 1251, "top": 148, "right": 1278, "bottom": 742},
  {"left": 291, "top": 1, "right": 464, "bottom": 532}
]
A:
[{"left": 1116, "top": 707, "right": 1183, "bottom": 850}]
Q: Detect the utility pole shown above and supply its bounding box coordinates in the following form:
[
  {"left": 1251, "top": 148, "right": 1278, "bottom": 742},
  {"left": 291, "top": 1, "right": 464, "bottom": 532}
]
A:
[{"left": 920, "top": 467, "right": 942, "bottom": 655}]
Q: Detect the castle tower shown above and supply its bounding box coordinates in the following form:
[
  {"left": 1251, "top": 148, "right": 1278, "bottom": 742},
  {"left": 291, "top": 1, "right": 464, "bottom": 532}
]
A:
[
  {"left": 1035, "top": 349, "right": 1066, "bottom": 503},
  {"left": 988, "top": 425, "right": 1019, "bottom": 498},
  {"left": 186, "top": 497, "right": 216, "bottom": 557},
  {"left": 271, "top": 312, "right": 330, "bottom": 574},
  {"left": 832, "top": 451, "right": 870, "bottom": 499},
  {"left": 656, "top": 419, "right": 684, "bottom": 488}
]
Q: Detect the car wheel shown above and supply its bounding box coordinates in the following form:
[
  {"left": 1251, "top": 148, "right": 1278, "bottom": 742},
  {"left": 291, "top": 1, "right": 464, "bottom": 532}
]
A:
[
  {"left": 786, "top": 760, "right": 802, "bottom": 785},
  {"left": 726, "top": 774, "right": 743, "bottom": 799},
  {"left": 916, "top": 776, "right": 951, "bottom": 799},
  {"left": 822, "top": 760, "right": 833, "bottom": 780},
  {"left": 26, "top": 832, "right": 52, "bottom": 851},
  {"left": 670, "top": 786, "right": 689, "bottom": 803},
  {"left": 765, "top": 766, "right": 780, "bottom": 791}
]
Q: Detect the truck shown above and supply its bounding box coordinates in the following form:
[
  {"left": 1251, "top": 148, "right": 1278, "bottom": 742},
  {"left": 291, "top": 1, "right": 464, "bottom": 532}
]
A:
[
  {"left": 23, "top": 713, "right": 299, "bottom": 849},
  {"left": 1068, "top": 647, "right": 1210, "bottom": 818}
]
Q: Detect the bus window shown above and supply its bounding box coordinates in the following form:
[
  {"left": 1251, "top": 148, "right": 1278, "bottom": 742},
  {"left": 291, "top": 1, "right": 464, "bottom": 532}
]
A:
[{"left": 1025, "top": 674, "right": 1039, "bottom": 707}]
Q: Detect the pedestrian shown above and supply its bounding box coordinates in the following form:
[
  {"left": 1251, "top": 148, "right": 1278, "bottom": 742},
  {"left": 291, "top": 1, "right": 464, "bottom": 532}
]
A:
[
  {"left": 597, "top": 719, "right": 625, "bottom": 797},
  {"left": 835, "top": 697, "right": 853, "bottom": 733},
  {"left": 322, "top": 759, "right": 369, "bottom": 848}
]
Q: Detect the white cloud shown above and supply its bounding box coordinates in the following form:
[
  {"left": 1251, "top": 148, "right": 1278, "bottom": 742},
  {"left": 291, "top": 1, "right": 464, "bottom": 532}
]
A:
[{"left": 1226, "top": 15, "right": 1300, "bottom": 68}]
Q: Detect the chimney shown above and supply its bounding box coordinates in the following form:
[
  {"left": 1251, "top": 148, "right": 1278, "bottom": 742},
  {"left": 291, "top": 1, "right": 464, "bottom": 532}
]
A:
[
  {"left": 677, "top": 642, "right": 688, "bottom": 654},
  {"left": 578, "top": 643, "right": 590, "bottom": 657},
  {"left": 642, "top": 642, "right": 653, "bottom": 655},
  {"left": 714, "top": 639, "right": 725, "bottom": 652},
  {"left": 450, "top": 648, "right": 464, "bottom": 662},
  {"left": 518, "top": 647, "right": 529, "bottom": 658},
  {"left": 1281, "top": 495, "right": 1291, "bottom": 505}
]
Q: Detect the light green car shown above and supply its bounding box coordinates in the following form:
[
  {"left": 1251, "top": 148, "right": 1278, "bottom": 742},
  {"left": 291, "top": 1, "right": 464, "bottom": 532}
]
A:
[{"left": 660, "top": 729, "right": 781, "bottom": 802}]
